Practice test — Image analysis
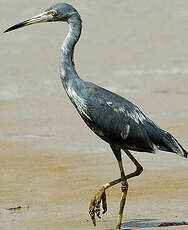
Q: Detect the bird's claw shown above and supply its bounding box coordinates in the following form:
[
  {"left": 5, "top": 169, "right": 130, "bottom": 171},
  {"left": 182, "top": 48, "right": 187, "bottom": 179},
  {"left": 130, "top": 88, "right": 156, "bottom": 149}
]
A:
[{"left": 89, "top": 186, "right": 107, "bottom": 226}]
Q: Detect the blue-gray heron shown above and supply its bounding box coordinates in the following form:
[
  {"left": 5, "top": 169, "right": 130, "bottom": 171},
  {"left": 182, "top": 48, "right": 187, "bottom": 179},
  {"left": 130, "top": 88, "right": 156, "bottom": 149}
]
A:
[{"left": 4, "top": 3, "right": 187, "bottom": 230}]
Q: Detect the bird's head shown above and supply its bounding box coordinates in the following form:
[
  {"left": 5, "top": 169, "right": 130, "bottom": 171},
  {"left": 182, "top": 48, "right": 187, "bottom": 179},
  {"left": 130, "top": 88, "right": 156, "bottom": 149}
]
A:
[{"left": 4, "top": 3, "right": 79, "bottom": 33}]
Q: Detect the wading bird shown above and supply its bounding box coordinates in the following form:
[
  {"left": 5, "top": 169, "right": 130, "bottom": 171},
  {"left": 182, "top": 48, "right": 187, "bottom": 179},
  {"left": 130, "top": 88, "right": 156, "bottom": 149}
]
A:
[{"left": 4, "top": 3, "right": 187, "bottom": 230}]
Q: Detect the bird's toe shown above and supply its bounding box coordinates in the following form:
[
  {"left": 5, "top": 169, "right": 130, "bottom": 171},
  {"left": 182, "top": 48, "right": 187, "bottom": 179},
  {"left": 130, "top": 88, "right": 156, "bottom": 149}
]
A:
[{"left": 89, "top": 185, "right": 107, "bottom": 226}]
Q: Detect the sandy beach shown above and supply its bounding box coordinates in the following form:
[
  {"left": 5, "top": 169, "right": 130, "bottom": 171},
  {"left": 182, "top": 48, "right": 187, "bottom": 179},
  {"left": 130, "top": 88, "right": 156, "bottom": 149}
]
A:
[{"left": 1, "top": 1, "right": 188, "bottom": 229}]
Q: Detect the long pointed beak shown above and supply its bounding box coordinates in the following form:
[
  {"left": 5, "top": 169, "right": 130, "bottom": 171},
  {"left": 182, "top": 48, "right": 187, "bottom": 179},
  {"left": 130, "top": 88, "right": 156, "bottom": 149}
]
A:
[{"left": 4, "top": 12, "right": 51, "bottom": 33}]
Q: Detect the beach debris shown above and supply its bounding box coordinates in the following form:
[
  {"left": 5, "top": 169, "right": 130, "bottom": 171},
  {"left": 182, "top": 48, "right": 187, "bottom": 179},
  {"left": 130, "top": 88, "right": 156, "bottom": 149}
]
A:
[{"left": 6, "top": 205, "right": 29, "bottom": 212}]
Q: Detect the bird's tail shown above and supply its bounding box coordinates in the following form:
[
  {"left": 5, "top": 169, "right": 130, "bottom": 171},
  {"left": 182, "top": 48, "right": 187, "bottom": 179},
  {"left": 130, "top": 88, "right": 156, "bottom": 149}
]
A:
[{"left": 158, "top": 131, "right": 187, "bottom": 158}]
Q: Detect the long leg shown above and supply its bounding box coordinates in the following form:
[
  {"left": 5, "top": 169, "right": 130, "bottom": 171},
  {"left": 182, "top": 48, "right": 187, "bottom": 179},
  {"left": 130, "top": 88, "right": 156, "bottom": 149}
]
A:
[
  {"left": 89, "top": 144, "right": 123, "bottom": 225},
  {"left": 115, "top": 160, "right": 128, "bottom": 230},
  {"left": 115, "top": 149, "right": 143, "bottom": 230},
  {"left": 89, "top": 147, "right": 143, "bottom": 228}
]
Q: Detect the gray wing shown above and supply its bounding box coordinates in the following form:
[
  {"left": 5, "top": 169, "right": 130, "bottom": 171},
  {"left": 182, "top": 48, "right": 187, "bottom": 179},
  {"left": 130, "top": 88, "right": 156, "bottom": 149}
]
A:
[
  {"left": 78, "top": 81, "right": 156, "bottom": 152},
  {"left": 78, "top": 81, "right": 187, "bottom": 157}
]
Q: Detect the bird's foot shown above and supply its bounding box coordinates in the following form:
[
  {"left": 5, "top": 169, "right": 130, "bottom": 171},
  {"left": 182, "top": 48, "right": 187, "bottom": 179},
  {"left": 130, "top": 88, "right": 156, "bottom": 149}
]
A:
[{"left": 89, "top": 185, "right": 107, "bottom": 226}]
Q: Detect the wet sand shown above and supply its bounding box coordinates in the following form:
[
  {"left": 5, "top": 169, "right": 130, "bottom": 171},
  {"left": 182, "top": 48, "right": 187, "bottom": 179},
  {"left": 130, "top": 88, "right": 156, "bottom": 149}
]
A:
[{"left": 1, "top": 0, "right": 188, "bottom": 229}]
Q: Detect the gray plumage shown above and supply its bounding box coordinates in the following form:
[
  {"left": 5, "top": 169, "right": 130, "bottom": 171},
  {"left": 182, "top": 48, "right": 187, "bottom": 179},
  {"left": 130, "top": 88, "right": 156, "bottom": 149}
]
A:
[
  {"left": 53, "top": 3, "right": 187, "bottom": 160},
  {"left": 4, "top": 3, "right": 187, "bottom": 160},
  {"left": 3, "top": 3, "right": 187, "bottom": 228}
]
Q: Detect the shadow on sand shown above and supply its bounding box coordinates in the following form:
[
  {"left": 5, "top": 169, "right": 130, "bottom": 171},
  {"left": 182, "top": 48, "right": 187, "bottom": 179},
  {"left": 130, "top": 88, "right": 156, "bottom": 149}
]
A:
[{"left": 122, "top": 218, "right": 188, "bottom": 229}]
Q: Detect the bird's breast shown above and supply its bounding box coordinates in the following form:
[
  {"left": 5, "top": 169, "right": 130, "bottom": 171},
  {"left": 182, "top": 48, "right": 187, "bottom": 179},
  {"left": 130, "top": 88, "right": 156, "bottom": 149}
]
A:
[{"left": 66, "top": 85, "right": 91, "bottom": 120}]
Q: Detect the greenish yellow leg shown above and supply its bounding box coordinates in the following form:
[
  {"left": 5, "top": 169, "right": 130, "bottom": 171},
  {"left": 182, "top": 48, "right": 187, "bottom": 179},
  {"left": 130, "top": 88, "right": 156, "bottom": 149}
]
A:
[
  {"left": 89, "top": 149, "right": 143, "bottom": 228},
  {"left": 115, "top": 150, "right": 143, "bottom": 229},
  {"left": 115, "top": 160, "right": 128, "bottom": 230},
  {"left": 116, "top": 182, "right": 128, "bottom": 229}
]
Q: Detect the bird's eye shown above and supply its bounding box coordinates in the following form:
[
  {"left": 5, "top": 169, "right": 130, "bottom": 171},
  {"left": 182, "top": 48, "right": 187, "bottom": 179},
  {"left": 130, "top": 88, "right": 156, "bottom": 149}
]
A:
[{"left": 47, "top": 10, "right": 57, "bottom": 16}]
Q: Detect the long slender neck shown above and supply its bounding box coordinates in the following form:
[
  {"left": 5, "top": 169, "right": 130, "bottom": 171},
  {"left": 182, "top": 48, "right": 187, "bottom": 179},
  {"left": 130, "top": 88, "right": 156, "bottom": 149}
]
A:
[{"left": 60, "top": 13, "right": 82, "bottom": 86}]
